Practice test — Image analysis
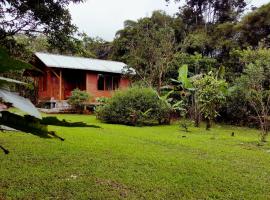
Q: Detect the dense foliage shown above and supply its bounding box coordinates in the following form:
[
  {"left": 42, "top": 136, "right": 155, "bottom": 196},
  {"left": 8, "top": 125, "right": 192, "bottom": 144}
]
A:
[
  {"left": 232, "top": 49, "right": 270, "bottom": 141},
  {"left": 95, "top": 87, "right": 171, "bottom": 126},
  {"left": 0, "top": 0, "right": 83, "bottom": 53},
  {"left": 193, "top": 73, "right": 227, "bottom": 130}
]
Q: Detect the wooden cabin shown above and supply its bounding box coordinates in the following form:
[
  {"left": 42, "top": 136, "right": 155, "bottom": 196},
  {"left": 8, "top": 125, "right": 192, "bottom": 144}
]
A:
[{"left": 30, "top": 52, "right": 132, "bottom": 107}]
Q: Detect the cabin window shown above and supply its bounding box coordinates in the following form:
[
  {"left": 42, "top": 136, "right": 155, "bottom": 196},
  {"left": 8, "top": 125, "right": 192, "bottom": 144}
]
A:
[
  {"left": 105, "top": 76, "right": 113, "bottom": 90},
  {"left": 113, "top": 77, "right": 120, "bottom": 90},
  {"left": 97, "top": 74, "right": 120, "bottom": 91},
  {"left": 97, "top": 74, "right": 105, "bottom": 90}
]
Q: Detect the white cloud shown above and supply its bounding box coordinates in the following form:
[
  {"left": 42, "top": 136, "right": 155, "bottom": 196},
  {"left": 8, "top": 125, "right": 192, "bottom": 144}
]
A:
[
  {"left": 69, "top": 0, "right": 179, "bottom": 41},
  {"left": 69, "top": 0, "right": 270, "bottom": 41}
]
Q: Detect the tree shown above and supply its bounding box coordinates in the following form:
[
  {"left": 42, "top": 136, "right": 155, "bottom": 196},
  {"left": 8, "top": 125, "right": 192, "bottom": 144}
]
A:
[
  {"left": 232, "top": 48, "right": 270, "bottom": 142},
  {"left": 166, "top": 0, "right": 246, "bottom": 25},
  {"left": 112, "top": 11, "right": 176, "bottom": 94},
  {"left": 235, "top": 63, "right": 270, "bottom": 142},
  {"left": 166, "top": 64, "right": 194, "bottom": 118},
  {"left": 0, "top": 0, "right": 83, "bottom": 49},
  {"left": 80, "top": 34, "right": 112, "bottom": 59},
  {"left": 182, "top": 29, "right": 211, "bottom": 56},
  {"left": 193, "top": 73, "right": 227, "bottom": 130},
  {"left": 130, "top": 26, "right": 175, "bottom": 94},
  {"left": 170, "top": 52, "right": 216, "bottom": 77},
  {"left": 14, "top": 33, "right": 105, "bottom": 61},
  {"left": 169, "top": 53, "right": 217, "bottom": 126},
  {"left": 236, "top": 3, "right": 270, "bottom": 48}
]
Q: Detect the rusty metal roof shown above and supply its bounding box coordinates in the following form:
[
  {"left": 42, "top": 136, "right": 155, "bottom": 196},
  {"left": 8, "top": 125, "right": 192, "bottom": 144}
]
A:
[{"left": 35, "top": 52, "right": 132, "bottom": 74}]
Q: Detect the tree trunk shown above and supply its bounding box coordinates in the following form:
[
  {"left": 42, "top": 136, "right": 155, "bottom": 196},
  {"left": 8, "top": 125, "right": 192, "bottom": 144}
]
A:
[
  {"left": 195, "top": 113, "right": 200, "bottom": 127},
  {"left": 193, "top": 95, "right": 200, "bottom": 127},
  {"left": 260, "top": 122, "right": 268, "bottom": 143},
  {"left": 206, "top": 118, "right": 211, "bottom": 130},
  {"left": 260, "top": 131, "right": 267, "bottom": 143},
  {"left": 157, "top": 72, "right": 163, "bottom": 95}
]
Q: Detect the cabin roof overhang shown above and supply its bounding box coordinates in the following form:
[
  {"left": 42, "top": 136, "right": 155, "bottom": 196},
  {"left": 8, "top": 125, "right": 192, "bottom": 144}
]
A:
[{"left": 34, "top": 52, "right": 135, "bottom": 75}]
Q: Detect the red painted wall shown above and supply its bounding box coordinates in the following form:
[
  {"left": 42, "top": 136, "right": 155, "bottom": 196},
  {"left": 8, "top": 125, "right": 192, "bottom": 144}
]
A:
[
  {"left": 86, "top": 72, "right": 130, "bottom": 101},
  {"left": 37, "top": 69, "right": 61, "bottom": 101},
  {"left": 37, "top": 68, "right": 130, "bottom": 102}
]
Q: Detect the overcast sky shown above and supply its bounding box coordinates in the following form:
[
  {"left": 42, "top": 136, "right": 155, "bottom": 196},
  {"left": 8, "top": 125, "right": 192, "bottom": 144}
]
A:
[{"left": 69, "top": 0, "right": 270, "bottom": 41}]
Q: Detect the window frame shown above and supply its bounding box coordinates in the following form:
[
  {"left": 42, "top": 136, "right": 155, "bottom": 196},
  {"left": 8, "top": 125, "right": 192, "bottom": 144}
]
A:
[{"left": 97, "top": 74, "right": 120, "bottom": 91}]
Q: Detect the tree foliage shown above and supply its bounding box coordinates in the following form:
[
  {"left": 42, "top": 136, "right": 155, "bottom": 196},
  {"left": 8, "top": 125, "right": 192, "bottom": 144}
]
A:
[
  {"left": 166, "top": 0, "right": 246, "bottom": 25},
  {"left": 111, "top": 11, "right": 178, "bottom": 92},
  {"left": 236, "top": 3, "right": 270, "bottom": 47},
  {"left": 193, "top": 73, "right": 227, "bottom": 130},
  {"left": 232, "top": 48, "right": 270, "bottom": 142},
  {"left": 0, "top": 0, "right": 83, "bottom": 50}
]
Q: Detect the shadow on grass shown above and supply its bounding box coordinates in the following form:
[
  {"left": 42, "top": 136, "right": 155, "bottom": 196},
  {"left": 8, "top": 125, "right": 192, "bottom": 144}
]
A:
[{"left": 41, "top": 116, "right": 101, "bottom": 128}]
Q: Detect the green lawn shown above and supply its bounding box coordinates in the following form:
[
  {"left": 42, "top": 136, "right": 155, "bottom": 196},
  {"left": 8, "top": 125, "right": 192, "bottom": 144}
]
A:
[{"left": 1, "top": 114, "right": 270, "bottom": 200}]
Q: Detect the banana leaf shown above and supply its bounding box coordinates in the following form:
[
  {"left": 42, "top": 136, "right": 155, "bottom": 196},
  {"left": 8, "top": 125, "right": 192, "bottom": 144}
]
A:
[{"left": 0, "top": 89, "right": 41, "bottom": 119}]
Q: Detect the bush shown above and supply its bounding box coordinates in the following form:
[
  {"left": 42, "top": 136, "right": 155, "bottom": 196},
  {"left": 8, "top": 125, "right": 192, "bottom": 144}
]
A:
[
  {"left": 95, "top": 87, "right": 171, "bottom": 126},
  {"left": 67, "top": 88, "right": 91, "bottom": 112}
]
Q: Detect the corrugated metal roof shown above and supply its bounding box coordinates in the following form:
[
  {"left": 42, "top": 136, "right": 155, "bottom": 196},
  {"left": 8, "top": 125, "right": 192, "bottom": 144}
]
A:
[{"left": 35, "top": 52, "right": 132, "bottom": 74}]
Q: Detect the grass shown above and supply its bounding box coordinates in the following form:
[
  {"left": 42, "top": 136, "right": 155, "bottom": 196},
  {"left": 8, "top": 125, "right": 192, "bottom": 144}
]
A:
[{"left": 1, "top": 114, "right": 270, "bottom": 200}]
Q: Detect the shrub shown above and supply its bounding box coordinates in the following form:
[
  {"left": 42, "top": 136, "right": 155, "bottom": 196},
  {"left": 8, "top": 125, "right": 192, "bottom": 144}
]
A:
[
  {"left": 95, "top": 87, "right": 171, "bottom": 126},
  {"left": 193, "top": 73, "right": 227, "bottom": 130},
  {"left": 96, "top": 97, "right": 109, "bottom": 104},
  {"left": 67, "top": 88, "right": 91, "bottom": 112}
]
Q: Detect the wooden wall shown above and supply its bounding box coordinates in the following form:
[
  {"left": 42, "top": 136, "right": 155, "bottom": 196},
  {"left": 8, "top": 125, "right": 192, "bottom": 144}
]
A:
[
  {"left": 37, "top": 67, "right": 130, "bottom": 102},
  {"left": 86, "top": 72, "right": 130, "bottom": 101}
]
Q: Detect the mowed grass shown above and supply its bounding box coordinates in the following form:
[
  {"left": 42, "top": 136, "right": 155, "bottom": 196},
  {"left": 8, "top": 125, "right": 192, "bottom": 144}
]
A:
[{"left": 1, "top": 114, "right": 270, "bottom": 200}]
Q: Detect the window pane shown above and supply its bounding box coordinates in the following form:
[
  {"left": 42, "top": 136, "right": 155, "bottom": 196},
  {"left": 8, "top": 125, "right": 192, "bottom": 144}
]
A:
[
  {"left": 113, "top": 76, "right": 120, "bottom": 90},
  {"left": 105, "top": 76, "right": 113, "bottom": 90},
  {"left": 97, "top": 74, "right": 104, "bottom": 90}
]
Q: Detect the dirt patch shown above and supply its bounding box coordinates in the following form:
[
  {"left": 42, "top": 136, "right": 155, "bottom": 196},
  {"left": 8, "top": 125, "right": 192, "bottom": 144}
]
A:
[{"left": 95, "top": 178, "right": 132, "bottom": 198}]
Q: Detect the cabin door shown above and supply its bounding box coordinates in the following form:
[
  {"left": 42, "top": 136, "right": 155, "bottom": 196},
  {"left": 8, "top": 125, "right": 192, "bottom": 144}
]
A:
[
  {"left": 63, "top": 69, "right": 86, "bottom": 99},
  {"left": 51, "top": 72, "right": 60, "bottom": 99}
]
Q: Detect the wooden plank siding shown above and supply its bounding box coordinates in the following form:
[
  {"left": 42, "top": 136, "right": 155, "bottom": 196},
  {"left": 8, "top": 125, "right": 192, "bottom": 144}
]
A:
[{"left": 36, "top": 67, "right": 130, "bottom": 102}]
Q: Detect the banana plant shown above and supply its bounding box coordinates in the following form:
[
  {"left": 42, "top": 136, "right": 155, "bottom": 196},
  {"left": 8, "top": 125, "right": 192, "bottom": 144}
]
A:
[
  {"left": 158, "top": 90, "right": 187, "bottom": 117},
  {"left": 170, "top": 64, "right": 195, "bottom": 93}
]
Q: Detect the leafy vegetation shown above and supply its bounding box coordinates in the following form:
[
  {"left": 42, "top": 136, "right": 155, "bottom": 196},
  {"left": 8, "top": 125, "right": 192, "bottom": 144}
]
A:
[
  {"left": 0, "top": 0, "right": 83, "bottom": 54},
  {"left": 67, "top": 89, "right": 91, "bottom": 113},
  {"left": 234, "top": 61, "right": 270, "bottom": 142},
  {"left": 193, "top": 73, "right": 227, "bottom": 130},
  {"left": 96, "top": 87, "right": 171, "bottom": 126}
]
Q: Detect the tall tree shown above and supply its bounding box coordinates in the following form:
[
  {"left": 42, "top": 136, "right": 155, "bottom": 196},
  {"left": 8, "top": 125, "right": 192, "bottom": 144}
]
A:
[
  {"left": 193, "top": 73, "right": 227, "bottom": 130},
  {"left": 236, "top": 3, "right": 270, "bottom": 48},
  {"left": 0, "top": 0, "right": 83, "bottom": 52},
  {"left": 112, "top": 11, "right": 177, "bottom": 93},
  {"left": 166, "top": 0, "right": 246, "bottom": 25}
]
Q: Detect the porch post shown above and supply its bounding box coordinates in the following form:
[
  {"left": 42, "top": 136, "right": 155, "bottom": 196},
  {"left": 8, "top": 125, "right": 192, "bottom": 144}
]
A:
[
  {"left": 86, "top": 73, "right": 88, "bottom": 92},
  {"left": 59, "top": 69, "right": 62, "bottom": 100}
]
